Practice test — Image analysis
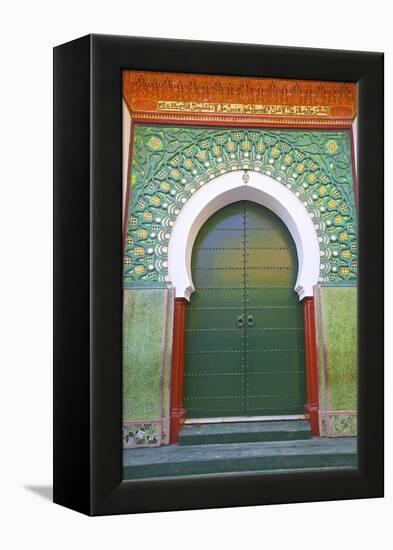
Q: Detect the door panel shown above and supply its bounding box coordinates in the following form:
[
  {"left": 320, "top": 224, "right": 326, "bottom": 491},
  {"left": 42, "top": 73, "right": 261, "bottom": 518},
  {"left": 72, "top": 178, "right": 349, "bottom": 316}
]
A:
[
  {"left": 184, "top": 200, "right": 306, "bottom": 419},
  {"left": 185, "top": 374, "right": 244, "bottom": 399},
  {"left": 245, "top": 202, "right": 305, "bottom": 416},
  {"left": 184, "top": 396, "right": 245, "bottom": 418},
  {"left": 196, "top": 232, "right": 245, "bottom": 250},
  {"left": 247, "top": 267, "right": 295, "bottom": 286},
  {"left": 245, "top": 229, "right": 294, "bottom": 249},
  {"left": 184, "top": 202, "right": 245, "bottom": 418},
  {"left": 186, "top": 307, "right": 243, "bottom": 330},
  {"left": 247, "top": 286, "right": 297, "bottom": 304},
  {"left": 246, "top": 327, "right": 304, "bottom": 349},
  {"left": 248, "top": 307, "right": 304, "bottom": 329},
  {"left": 246, "top": 395, "right": 305, "bottom": 416},
  {"left": 190, "top": 288, "right": 244, "bottom": 308},
  {"left": 247, "top": 249, "right": 296, "bottom": 269},
  {"left": 191, "top": 268, "right": 244, "bottom": 288},
  {"left": 185, "top": 329, "right": 243, "bottom": 351},
  {"left": 184, "top": 353, "right": 243, "bottom": 376},
  {"left": 246, "top": 350, "right": 306, "bottom": 374},
  {"left": 247, "top": 369, "right": 307, "bottom": 396},
  {"left": 192, "top": 248, "right": 244, "bottom": 269}
]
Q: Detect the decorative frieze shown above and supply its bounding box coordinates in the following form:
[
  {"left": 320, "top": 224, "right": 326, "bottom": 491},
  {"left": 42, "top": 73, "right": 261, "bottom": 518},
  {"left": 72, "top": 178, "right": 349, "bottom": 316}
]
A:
[{"left": 123, "top": 70, "right": 356, "bottom": 125}]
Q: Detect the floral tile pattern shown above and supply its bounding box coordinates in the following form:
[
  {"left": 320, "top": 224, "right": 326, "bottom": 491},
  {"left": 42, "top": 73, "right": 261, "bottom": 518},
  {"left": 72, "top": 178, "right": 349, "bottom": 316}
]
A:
[
  {"left": 123, "top": 422, "right": 161, "bottom": 448},
  {"left": 319, "top": 413, "right": 357, "bottom": 437},
  {"left": 124, "top": 126, "right": 357, "bottom": 287}
]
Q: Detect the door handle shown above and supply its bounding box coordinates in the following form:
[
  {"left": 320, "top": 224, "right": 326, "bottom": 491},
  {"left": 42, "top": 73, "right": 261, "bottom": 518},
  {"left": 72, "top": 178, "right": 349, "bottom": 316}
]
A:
[
  {"left": 247, "top": 314, "right": 254, "bottom": 327},
  {"left": 237, "top": 315, "right": 245, "bottom": 327}
]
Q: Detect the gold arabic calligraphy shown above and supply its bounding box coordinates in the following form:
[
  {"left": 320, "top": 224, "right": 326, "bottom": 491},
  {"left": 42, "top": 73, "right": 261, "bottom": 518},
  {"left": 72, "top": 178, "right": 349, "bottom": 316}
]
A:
[{"left": 157, "top": 101, "right": 330, "bottom": 116}]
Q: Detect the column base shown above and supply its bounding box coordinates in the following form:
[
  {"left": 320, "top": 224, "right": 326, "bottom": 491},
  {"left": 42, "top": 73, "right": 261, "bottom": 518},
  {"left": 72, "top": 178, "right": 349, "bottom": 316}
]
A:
[
  {"left": 305, "top": 403, "right": 320, "bottom": 436},
  {"left": 169, "top": 408, "right": 186, "bottom": 444}
]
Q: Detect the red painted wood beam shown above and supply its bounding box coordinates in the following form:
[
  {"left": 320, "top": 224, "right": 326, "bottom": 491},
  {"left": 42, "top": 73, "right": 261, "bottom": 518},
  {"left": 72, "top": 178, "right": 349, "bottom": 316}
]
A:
[
  {"left": 302, "top": 296, "right": 320, "bottom": 436},
  {"left": 169, "top": 298, "right": 188, "bottom": 443}
]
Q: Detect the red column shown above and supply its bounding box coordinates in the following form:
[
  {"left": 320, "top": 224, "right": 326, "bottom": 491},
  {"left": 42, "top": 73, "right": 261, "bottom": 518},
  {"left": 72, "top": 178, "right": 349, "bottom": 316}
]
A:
[
  {"left": 302, "top": 296, "right": 320, "bottom": 436},
  {"left": 169, "top": 298, "right": 188, "bottom": 443}
]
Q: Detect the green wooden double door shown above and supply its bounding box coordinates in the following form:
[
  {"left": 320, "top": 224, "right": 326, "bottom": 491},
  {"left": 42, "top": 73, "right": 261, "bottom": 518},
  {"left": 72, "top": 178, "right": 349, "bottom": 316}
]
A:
[{"left": 184, "top": 201, "right": 306, "bottom": 418}]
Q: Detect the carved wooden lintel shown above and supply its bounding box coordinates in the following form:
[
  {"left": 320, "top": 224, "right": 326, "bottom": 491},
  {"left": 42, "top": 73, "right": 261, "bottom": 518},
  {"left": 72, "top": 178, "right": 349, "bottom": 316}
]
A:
[{"left": 123, "top": 70, "right": 356, "bottom": 126}]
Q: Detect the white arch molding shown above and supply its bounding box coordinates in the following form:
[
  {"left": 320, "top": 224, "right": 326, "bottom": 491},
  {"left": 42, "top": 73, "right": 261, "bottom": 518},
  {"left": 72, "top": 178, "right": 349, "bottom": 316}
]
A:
[{"left": 167, "top": 170, "right": 320, "bottom": 301}]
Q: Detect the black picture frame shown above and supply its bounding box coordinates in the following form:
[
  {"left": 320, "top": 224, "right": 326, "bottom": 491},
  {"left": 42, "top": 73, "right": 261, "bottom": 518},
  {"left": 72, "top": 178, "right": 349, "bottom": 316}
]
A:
[{"left": 53, "top": 34, "right": 384, "bottom": 516}]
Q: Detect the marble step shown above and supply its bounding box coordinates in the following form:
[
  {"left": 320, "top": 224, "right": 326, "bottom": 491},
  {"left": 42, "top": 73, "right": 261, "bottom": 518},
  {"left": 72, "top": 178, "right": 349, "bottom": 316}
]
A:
[
  {"left": 178, "top": 420, "right": 311, "bottom": 446},
  {"left": 123, "top": 437, "right": 357, "bottom": 480}
]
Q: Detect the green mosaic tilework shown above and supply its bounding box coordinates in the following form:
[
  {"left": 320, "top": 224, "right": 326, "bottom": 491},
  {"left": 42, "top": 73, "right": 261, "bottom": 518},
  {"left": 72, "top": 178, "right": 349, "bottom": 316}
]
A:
[
  {"left": 123, "top": 126, "right": 357, "bottom": 287},
  {"left": 123, "top": 289, "right": 165, "bottom": 420},
  {"left": 322, "top": 286, "right": 357, "bottom": 411}
]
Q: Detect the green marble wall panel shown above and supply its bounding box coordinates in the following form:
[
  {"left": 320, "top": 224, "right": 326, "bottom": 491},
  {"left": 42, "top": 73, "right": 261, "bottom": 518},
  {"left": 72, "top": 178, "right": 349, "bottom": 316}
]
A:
[
  {"left": 123, "top": 125, "right": 357, "bottom": 288},
  {"left": 123, "top": 287, "right": 174, "bottom": 447},
  {"left": 315, "top": 285, "right": 357, "bottom": 436},
  {"left": 162, "top": 289, "right": 174, "bottom": 443}
]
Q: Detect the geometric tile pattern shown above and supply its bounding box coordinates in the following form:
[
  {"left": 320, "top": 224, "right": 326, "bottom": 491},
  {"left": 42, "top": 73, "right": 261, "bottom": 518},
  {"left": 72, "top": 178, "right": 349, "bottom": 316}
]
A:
[{"left": 124, "top": 125, "right": 357, "bottom": 287}]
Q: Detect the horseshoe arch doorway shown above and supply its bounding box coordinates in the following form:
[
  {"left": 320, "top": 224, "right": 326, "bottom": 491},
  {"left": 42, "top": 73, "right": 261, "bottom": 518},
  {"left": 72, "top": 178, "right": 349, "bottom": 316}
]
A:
[
  {"left": 168, "top": 170, "right": 321, "bottom": 440},
  {"left": 183, "top": 200, "right": 306, "bottom": 420}
]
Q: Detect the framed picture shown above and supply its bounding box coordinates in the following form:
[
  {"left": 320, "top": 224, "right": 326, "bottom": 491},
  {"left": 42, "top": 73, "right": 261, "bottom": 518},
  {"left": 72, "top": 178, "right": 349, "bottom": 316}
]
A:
[{"left": 53, "top": 35, "right": 384, "bottom": 515}]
